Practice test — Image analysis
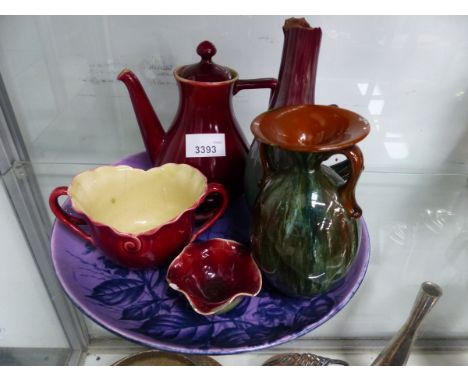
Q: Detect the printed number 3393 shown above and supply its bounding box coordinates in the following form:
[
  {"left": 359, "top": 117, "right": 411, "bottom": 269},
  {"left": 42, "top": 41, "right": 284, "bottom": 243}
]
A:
[{"left": 195, "top": 145, "right": 216, "bottom": 154}]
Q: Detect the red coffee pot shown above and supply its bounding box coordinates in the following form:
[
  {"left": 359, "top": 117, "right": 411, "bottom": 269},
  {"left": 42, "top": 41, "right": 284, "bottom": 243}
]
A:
[{"left": 118, "top": 41, "right": 277, "bottom": 196}]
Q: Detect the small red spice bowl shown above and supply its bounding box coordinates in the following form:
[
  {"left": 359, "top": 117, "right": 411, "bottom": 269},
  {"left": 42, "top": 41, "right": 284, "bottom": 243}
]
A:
[{"left": 166, "top": 239, "right": 262, "bottom": 315}]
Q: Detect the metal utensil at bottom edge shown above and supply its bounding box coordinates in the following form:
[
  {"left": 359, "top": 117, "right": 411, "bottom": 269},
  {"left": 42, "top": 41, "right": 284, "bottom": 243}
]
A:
[
  {"left": 262, "top": 281, "right": 442, "bottom": 366},
  {"left": 263, "top": 353, "right": 349, "bottom": 366},
  {"left": 371, "top": 281, "right": 442, "bottom": 366}
]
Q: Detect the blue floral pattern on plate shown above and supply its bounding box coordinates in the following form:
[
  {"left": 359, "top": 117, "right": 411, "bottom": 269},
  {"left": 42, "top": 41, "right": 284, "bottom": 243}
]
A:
[{"left": 51, "top": 152, "right": 370, "bottom": 354}]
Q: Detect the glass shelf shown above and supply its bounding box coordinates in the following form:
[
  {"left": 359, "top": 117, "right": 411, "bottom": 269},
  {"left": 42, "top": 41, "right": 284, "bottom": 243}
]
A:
[
  {"left": 1, "top": 15, "right": 468, "bottom": 362},
  {"left": 32, "top": 161, "right": 468, "bottom": 340}
]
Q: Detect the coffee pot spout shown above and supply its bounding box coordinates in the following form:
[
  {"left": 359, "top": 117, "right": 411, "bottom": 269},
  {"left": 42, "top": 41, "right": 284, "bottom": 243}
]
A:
[{"left": 118, "top": 69, "right": 166, "bottom": 164}]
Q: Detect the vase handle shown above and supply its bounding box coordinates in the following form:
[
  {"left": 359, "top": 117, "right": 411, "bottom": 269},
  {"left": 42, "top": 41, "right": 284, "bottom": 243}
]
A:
[
  {"left": 258, "top": 143, "right": 275, "bottom": 189},
  {"left": 329, "top": 145, "right": 364, "bottom": 219},
  {"left": 49, "top": 186, "right": 95, "bottom": 244}
]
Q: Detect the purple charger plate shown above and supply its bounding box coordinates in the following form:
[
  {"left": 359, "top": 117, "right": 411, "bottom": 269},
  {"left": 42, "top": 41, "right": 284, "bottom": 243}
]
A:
[{"left": 51, "top": 152, "right": 371, "bottom": 355}]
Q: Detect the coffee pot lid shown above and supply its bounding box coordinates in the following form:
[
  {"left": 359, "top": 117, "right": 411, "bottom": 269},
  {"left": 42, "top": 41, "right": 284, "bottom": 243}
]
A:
[{"left": 178, "top": 41, "right": 234, "bottom": 82}]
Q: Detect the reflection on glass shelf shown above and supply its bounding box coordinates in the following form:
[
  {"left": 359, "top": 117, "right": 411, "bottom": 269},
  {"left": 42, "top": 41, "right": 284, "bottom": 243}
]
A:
[
  {"left": 33, "top": 162, "right": 468, "bottom": 339},
  {"left": 29, "top": 94, "right": 144, "bottom": 165},
  {"left": 2, "top": 16, "right": 468, "bottom": 173},
  {"left": 0, "top": 348, "right": 71, "bottom": 366}
]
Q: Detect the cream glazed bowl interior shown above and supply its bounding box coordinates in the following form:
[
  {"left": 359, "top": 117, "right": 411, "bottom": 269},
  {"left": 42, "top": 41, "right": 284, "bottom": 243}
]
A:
[
  {"left": 70, "top": 164, "right": 207, "bottom": 235},
  {"left": 49, "top": 164, "right": 228, "bottom": 269}
]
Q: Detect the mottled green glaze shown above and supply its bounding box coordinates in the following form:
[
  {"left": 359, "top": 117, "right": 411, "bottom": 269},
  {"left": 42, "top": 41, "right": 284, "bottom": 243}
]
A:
[{"left": 252, "top": 149, "right": 360, "bottom": 297}]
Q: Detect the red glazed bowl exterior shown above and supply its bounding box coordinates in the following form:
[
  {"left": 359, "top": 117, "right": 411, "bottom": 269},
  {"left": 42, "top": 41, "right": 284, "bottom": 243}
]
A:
[
  {"left": 49, "top": 165, "right": 228, "bottom": 269},
  {"left": 166, "top": 239, "right": 262, "bottom": 315},
  {"left": 80, "top": 210, "right": 196, "bottom": 269}
]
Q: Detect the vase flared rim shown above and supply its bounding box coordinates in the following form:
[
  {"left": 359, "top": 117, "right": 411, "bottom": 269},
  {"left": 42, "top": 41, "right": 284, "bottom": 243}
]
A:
[{"left": 251, "top": 104, "right": 370, "bottom": 152}]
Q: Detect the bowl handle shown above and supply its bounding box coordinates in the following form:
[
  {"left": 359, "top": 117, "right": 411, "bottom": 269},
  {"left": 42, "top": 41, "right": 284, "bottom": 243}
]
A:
[
  {"left": 49, "top": 186, "right": 95, "bottom": 245},
  {"left": 190, "top": 183, "right": 228, "bottom": 243},
  {"left": 324, "top": 145, "right": 364, "bottom": 219}
]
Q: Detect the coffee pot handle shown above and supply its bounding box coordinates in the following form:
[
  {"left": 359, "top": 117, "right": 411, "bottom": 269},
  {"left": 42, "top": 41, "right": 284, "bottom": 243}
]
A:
[
  {"left": 190, "top": 183, "right": 229, "bottom": 243},
  {"left": 233, "top": 78, "right": 277, "bottom": 98},
  {"left": 49, "top": 186, "right": 95, "bottom": 244},
  {"left": 328, "top": 145, "right": 364, "bottom": 219}
]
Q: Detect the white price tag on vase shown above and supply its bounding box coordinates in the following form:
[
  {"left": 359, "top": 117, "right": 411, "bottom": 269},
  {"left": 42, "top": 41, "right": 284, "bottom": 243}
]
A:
[{"left": 185, "top": 133, "right": 226, "bottom": 158}]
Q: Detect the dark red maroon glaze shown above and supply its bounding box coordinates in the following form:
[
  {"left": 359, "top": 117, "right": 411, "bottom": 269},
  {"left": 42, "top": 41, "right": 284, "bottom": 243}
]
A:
[
  {"left": 156, "top": 77, "right": 248, "bottom": 196},
  {"left": 49, "top": 183, "right": 228, "bottom": 269},
  {"left": 167, "top": 239, "right": 262, "bottom": 314},
  {"left": 118, "top": 40, "right": 276, "bottom": 198},
  {"left": 269, "top": 18, "right": 322, "bottom": 108},
  {"left": 117, "top": 70, "right": 165, "bottom": 165},
  {"left": 178, "top": 41, "right": 234, "bottom": 82}
]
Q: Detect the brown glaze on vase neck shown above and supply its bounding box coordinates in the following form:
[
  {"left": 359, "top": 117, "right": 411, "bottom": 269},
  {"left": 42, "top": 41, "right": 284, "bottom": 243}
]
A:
[
  {"left": 253, "top": 104, "right": 369, "bottom": 219},
  {"left": 269, "top": 18, "right": 322, "bottom": 109},
  {"left": 252, "top": 105, "right": 370, "bottom": 153}
]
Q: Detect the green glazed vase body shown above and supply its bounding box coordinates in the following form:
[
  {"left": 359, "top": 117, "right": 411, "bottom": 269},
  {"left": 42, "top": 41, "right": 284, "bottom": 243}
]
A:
[
  {"left": 250, "top": 104, "right": 369, "bottom": 298},
  {"left": 252, "top": 150, "right": 360, "bottom": 297}
]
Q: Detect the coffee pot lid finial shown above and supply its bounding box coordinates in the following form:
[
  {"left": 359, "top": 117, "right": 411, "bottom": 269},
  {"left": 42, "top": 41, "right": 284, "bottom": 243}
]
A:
[
  {"left": 178, "top": 40, "right": 234, "bottom": 82},
  {"left": 197, "top": 40, "right": 217, "bottom": 62}
]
